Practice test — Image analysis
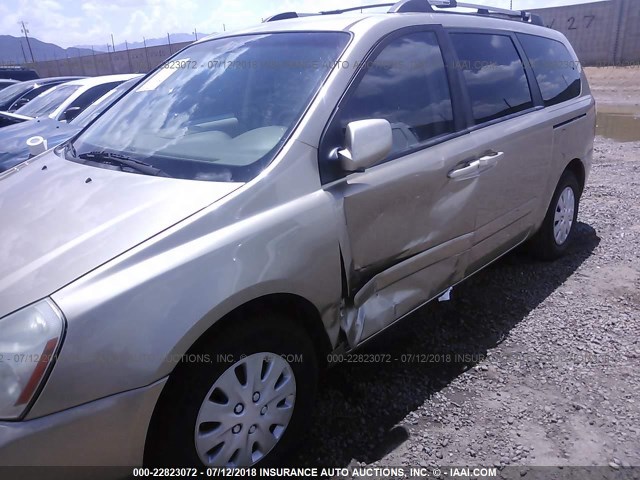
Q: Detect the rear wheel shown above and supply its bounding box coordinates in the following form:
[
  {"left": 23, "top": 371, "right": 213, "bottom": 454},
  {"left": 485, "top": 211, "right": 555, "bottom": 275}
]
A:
[
  {"left": 527, "top": 170, "right": 581, "bottom": 260},
  {"left": 145, "top": 313, "right": 318, "bottom": 467}
]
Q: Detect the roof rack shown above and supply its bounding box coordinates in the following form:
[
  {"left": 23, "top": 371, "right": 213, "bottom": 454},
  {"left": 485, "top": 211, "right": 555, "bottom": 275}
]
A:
[
  {"left": 428, "top": 1, "right": 544, "bottom": 25},
  {"left": 263, "top": 0, "right": 544, "bottom": 26}
]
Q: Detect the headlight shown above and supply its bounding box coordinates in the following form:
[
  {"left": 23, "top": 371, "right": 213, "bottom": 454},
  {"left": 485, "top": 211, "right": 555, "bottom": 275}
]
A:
[{"left": 0, "top": 299, "right": 65, "bottom": 419}]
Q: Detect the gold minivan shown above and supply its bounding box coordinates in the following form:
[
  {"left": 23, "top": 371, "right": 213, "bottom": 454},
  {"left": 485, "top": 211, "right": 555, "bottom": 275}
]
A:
[{"left": 0, "top": 0, "right": 595, "bottom": 469}]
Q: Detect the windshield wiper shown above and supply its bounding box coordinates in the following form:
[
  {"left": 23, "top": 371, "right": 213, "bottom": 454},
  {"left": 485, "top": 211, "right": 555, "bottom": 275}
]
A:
[
  {"left": 66, "top": 141, "right": 77, "bottom": 159},
  {"left": 77, "top": 151, "right": 168, "bottom": 177}
]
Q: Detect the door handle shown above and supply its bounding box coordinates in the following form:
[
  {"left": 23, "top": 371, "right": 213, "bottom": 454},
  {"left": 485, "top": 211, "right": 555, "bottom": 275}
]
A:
[
  {"left": 448, "top": 159, "right": 480, "bottom": 179},
  {"left": 448, "top": 151, "right": 504, "bottom": 180},
  {"left": 477, "top": 151, "right": 503, "bottom": 171}
]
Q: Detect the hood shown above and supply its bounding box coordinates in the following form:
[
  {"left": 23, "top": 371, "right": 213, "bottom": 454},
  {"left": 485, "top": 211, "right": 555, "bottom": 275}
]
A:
[
  {"left": 0, "top": 118, "right": 79, "bottom": 171},
  {"left": 0, "top": 151, "right": 242, "bottom": 318}
]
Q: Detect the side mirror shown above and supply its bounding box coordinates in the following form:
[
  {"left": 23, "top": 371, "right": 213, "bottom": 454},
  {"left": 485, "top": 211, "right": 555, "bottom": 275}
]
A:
[
  {"left": 62, "top": 106, "right": 82, "bottom": 122},
  {"left": 338, "top": 119, "right": 392, "bottom": 172}
]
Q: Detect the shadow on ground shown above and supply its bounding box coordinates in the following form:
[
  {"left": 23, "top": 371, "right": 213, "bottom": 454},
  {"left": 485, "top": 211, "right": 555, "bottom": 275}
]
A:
[{"left": 292, "top": 222, "right": 600, "bottom": 466}]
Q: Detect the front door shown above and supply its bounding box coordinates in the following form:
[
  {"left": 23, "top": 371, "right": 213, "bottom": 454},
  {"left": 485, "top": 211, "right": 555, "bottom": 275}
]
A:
[{"left": 321, "top": 28, "right": 483, "bottom": 345}]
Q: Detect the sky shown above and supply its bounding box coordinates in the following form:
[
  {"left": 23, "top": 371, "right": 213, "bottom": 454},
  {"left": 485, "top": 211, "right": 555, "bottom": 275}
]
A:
[{"left": 0, "top": 0, "right": 605, "bottom": 48}]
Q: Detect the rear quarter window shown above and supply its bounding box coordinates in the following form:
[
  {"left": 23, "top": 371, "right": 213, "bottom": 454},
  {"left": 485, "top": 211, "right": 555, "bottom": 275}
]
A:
[
  {"left": 517, "top": 34, "right": 582, "bottom": 107},
  {"left": 449, "top": 33, "right": 533, "bottom": 125}
]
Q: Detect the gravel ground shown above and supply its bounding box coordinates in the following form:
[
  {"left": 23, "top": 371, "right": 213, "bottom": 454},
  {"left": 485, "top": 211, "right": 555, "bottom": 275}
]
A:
[{"left": 293, "top": 136, "right": 640, "bottom": 473}]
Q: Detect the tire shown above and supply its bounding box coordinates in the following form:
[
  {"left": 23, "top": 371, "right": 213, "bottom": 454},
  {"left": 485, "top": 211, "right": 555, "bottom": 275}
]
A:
[
  {"left": 145, "top": 312, "right": 318, "bottom": 467},
  {"left": 527, "top": 170, "right": 581, "bottom": 260}
]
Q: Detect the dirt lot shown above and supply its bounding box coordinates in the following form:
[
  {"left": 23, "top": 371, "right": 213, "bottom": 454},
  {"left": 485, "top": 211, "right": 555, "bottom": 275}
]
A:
[
  {"left": 585, "top": 67, "right": 640, "bottom": 107},
  {"left": 294, "top": 69, "right": 640, "bottom": 473}
]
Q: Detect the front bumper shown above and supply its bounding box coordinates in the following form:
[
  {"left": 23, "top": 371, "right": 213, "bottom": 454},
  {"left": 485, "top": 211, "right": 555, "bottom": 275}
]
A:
[{"left": 0, "top": 377, "right": 167, "bottom": 467}]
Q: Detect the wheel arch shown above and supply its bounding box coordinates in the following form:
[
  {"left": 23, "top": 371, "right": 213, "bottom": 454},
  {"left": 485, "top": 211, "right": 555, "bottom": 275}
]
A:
[
  {"left": 564, "top": 157, "right": 586, "bottom": 195},
  {"left": 190, "top": 293, "right": 333, "bottom": 368},
  {"left": 144, "top": 291, "right": 327, "bottom": 466}
]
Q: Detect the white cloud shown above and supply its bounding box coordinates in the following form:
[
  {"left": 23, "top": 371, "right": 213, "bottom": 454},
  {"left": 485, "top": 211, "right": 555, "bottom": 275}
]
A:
[{"left": 0, "top": 0, "right": 607, "bottom": 48}]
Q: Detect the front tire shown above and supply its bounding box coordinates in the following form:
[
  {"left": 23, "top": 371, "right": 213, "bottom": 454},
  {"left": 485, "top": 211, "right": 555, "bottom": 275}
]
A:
[
  {"left": 145, "top": 313, "right": 318, "bottom": 467},
  {"left": 528, "top": 170, "right": 581, "bottom": 260}
]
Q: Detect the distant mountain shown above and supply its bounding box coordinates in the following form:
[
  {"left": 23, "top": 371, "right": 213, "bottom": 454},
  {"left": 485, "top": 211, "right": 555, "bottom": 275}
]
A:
[
  {"left": 0, "top": 35, "right": 95, "bottom": 64},
  {"left": 0, "top": 33, "right": 214, "bottom": 65},
  {"left": 76, "top": 33, "right": 214, "bottom": 53}
]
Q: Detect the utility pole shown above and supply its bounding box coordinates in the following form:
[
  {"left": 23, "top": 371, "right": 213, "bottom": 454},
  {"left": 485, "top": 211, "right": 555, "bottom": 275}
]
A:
[
  {"left": 193, "top": 28, "right": 198, "bottom": 41},
  {"left": 107, "top": 43, "right": 115, "bottom": 74},
  {"left": 167, "top": 33, "right": 172, "bottom": 53},
  {"left": 91, "top": 45, "right": 98, "bottom": 75},
  {"left": 19, "top": 21, "right": 35, "bottom": 63},
  {"left": 19, "top": 42, "right": 28, "bottom": 64},
  {"left": 111, "top": 33, "right": 116, "bottom": 52},
  {"left": 223, "top": 23, "right": 226, "bottom": 31},
  {"left": 143, "top": 36, "right": 151, "bottom": 71},
  {"left": 125, "top": 40, "right": 133, "bottom": 72}
]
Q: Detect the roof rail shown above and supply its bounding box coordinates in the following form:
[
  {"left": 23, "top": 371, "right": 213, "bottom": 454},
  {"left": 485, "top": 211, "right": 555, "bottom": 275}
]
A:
[
  {"left": 429, "top": 1, "right": 544, "bottom": 26},
  {"left": 263, "top": 0, "right": 544, "bottom": 27},
  {"left": 321, "top": 3, "right": 398, "bottom": 15},
  {"left": 262, "top": 12, "right": 318, "bottom": 22},
  {"left": 388, "top": 0, "right": 434, "bottom": 13}
]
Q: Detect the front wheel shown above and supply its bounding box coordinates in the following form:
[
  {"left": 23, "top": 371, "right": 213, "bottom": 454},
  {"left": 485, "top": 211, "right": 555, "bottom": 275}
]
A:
[
  {"left": 527, "top": 170, "right": 581, "bottom": 260},
  {"left": 145, "top": 313, "right": 318, "bottom": 467}
]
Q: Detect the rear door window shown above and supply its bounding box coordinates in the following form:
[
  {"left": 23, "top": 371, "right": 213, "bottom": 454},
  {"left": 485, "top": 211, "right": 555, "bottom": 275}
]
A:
[
  {"left": 449, "top": 33, "right": 533, "bottom": 124},
  {"left": 21, "top": 84, "right": 58, "bottom": 102},
  {"left": 517, "top": 34, "right": 581, "bottom": 106},
  {"left": 15, "top": 84, "right": 82, "bottom": 117},
  {"left": 67, "top": 82, "right": 122, "bottom": 112}
]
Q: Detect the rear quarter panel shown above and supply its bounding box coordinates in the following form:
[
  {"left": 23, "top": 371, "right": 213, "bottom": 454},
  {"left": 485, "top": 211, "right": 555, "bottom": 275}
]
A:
[{"left": 530, "top": 36, "right": 596, "bottom": 232}]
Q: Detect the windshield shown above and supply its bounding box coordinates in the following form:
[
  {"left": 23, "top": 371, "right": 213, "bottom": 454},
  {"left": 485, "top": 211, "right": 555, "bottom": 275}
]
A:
[
  {"left": 0, "top": 81, "right": 36, "bottom": 105},
  {"left": 15, "top": 84, "right": 81, "bottom": 118},
  {"left": 0, "top": 80, "right": 18, "bottom": 90},
  {"left": 68, "top": 32, "right": 349, "bottom": 182},
  {"left": 71, "top": 80, "right": 136, "bottom": 127}
]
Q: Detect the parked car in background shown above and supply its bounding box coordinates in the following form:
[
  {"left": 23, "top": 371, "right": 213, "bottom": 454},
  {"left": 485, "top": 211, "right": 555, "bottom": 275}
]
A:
[
  {"left": 0, "top": 0, "right": 594, "bottom": 469},
  {"left": 0, "top": 67, "right": 39, "bottom": 81},
  {"left": 0, "top": 76, "right": 142, "bottom": 172},
  {"left": 0, "top": 74, "right": 140, "bottom": 128},
  {"left": 0, "top": 79, "right": 19, "bottom": 91},
  {"left": 0, "top": 76, "right": 83, "bottom": 112}
]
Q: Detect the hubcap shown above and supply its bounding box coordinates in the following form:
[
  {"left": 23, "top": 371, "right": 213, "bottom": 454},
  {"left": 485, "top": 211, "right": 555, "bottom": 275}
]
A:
[
  {"left": 194, "top": 352, "right": 296, "bottom": 467},
  {"left": 554, "top": 186, "right": 576, "bottom": 245}
]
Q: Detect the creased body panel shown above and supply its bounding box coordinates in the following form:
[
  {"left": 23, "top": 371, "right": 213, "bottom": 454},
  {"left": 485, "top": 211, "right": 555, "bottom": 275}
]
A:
[
  {"left": 329, "top": 132, "right": 481, "bottom": 346},
  {"left": 335, "top": 133, "right": 479, "bottom": 283},
  {"left": 343, "top": 234, "right": 471, "bottom": 346}
]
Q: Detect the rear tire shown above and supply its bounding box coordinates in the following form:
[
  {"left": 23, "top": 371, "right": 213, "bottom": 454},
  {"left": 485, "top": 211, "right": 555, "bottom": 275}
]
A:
[
  {"left": 527, "top": 170, "right": 581, "bottom": 260},
  {"left": 145, "top": 312, "right": 318, "bottom": 467}
]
